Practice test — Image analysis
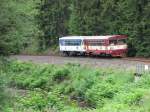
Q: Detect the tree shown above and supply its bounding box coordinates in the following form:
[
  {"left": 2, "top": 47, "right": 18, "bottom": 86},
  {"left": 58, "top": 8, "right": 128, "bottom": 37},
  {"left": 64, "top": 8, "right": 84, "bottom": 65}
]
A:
[
  {"left": 37, "top": 0, "right": 150, "bottom": 57},
  {"left": 0, "top": 0, "right": 14, "bottom": 55},
  {"left": 69, "top": 0, "right": 106, "bottom": 35},
  {"left": 115, "top": 0, "right": 150, "bottom": 57},
  {"left": 38, "top": 0, "right": 70, "bottom": 48},
  {"left": 0, "top": 0, "right": 39, "bottom": 55}
]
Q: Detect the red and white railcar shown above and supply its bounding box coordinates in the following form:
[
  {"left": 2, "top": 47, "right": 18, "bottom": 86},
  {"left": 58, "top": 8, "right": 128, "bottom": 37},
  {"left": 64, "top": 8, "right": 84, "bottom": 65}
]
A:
[
  {"left": 84, "top": 35, "right": 128, "bottom": 57},
  {"left": 59, "top": 35, "right": 128, "bottom": 57}
]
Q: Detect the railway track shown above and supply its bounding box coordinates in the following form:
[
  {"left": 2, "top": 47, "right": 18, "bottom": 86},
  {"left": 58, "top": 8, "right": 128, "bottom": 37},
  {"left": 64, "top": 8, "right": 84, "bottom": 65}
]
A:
[
  {"left": 60, "top": 54, "right": 150, "bottom": 63},
  {"left": 122, "top": 58, "right": 150, "bottom": 63},
  {"left": 11, "top": 55, "right": 150, "bottom": 71},
  {"left": 13, "top": 54, "right": 150, "bottom": 63},
  {"left": 72, "top": 55, "right": 150, "bottom": 63}
]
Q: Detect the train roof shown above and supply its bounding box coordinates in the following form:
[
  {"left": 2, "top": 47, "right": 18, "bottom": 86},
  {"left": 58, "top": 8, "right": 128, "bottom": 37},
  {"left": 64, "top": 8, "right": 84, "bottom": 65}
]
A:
[{"left": 59, "top": 35, "right": 127, "bottom": 40}]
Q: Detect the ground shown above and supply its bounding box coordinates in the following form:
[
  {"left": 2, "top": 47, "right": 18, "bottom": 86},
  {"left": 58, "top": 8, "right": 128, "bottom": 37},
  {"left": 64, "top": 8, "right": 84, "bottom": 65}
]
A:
[{"left": 11, "top": 55, "right": 149, "bottom": 71}]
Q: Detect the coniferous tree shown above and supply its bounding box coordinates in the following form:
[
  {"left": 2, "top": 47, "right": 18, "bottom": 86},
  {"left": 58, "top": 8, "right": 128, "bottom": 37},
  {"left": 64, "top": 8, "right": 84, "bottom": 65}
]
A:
[
  {"left": 0, "top": 0, "right": 39, "bottom": 55},
  {"left": 38, "top": 0, "right": 70, "bottom": 48},
  {"left": 38, "top": 0, "right": 150, "bottom": 57}
]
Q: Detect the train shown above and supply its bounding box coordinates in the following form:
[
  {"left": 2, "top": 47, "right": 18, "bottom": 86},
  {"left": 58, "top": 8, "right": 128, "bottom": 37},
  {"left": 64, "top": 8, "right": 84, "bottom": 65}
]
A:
[{"left": 59, "top": 35, "right": 128, "bottom": 57}]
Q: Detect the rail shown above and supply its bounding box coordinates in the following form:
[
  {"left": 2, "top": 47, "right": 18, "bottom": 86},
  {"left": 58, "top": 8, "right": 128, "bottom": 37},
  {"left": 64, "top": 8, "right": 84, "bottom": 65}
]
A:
[{"left": 123, "top": 58, "right": 150, "bottom": 63}]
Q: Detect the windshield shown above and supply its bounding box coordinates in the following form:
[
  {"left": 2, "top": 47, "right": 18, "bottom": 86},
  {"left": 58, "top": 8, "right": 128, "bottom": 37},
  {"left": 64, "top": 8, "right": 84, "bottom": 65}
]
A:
[{"left": 109, "top": 39, "right": 126, "bottom": 45}]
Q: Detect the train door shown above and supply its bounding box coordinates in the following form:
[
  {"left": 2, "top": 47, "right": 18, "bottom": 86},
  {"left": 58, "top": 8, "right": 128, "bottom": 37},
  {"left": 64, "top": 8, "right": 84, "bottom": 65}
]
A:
[
  {"left": 74, "top": 39, "right": 84, "bottom": 51},
  {"left": 83, "top": 40, "right": 89, "bottom": 51}
]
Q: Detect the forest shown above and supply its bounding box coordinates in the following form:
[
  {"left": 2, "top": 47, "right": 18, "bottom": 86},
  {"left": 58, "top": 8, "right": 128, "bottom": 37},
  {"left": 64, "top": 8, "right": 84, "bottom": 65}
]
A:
[
  {"left": 0, "top": 0, "right": 150, "bottom": 57},
  {"left": 0, "top": 0, "right": 150, "bottom": 112}
]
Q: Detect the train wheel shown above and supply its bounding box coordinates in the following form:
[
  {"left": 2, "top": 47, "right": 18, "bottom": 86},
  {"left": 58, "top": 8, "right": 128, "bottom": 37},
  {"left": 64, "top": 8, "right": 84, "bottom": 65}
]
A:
[
  {"left": 61, "top": 51, "right": 70, "bottom": 57},
  {"left": 80, "top": 52, "right": 86, "bottom": 56},
  {"left": 68, "top": 51, "right": 74, "bottom": 56}
]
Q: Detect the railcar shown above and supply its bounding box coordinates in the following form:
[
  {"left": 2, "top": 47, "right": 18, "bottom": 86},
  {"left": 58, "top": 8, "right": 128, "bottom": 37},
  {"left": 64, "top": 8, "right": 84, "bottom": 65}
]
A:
[
  {"left": 59, "top": 36, "right": 85, "bottom": 56},
  {"left": 59, "top": 35, "right": 128, "bottom": 57}
]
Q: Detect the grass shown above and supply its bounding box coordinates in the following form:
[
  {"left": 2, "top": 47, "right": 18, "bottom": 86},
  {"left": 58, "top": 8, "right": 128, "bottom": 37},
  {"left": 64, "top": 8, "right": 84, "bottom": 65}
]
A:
[{"left": 1, "top": 60, "right": 150, "bottom": 112}]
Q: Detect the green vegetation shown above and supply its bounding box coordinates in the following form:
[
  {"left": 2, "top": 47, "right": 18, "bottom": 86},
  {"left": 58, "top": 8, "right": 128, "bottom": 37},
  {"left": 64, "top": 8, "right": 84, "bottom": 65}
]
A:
[
  {"left": 0, "top": 57, "right": 10, "bottom": 111},
  {"left": 0, "top": 0, "right": 40, "bottom": 55},
  {"left": 0, "top": 72, "right": 5, "bottom": 111},
  {"left": 0, "top": 0, "right": 149, "bottom": 56},
  {"left": 38, "top": 0, "right": 150, "bottom": 57},
  {"left": 0, "top": 61, "right": 149, "bottom": 112},
  {"left": 0, "top": 0, "right": 150, "bottom": 111}
]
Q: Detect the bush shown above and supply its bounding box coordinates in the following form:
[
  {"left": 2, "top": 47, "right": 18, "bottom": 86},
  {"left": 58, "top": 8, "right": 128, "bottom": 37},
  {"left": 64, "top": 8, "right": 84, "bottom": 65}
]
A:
[
  {"left": 19, "top": 90, "right": 48, "bottom": 110},
  {"left": 136, "top": 74, "right": 150, "bottom": 89},
  {"left": 85, "top": 82, "right": 118, "bottom": 108},
  {"left": 9, "top": 61, "right": 35, "bottom": 73},
  {"left": 0, "top": 75, "right": 5, "bottom": 110},
  {"left": 5, "top": 61, "right": 150, "bottom": 112},
  {"left": 52, "top": 67, "right": 70, "bottom": 83},
  {"left": 0, "top": 58, "right": 10, "bottom": 111},
  {"left": 115, "top": 89, "right": 144, "bottom": 105},
  {"left": 9, "top": 62, "right": 54, "bottom": 89}
]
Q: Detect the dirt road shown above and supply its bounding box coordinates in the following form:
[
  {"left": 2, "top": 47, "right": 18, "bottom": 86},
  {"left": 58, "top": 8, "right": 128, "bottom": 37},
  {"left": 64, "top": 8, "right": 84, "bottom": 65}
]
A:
[{"left": 10, "top": 55, "right": 150, "bottom": 71}]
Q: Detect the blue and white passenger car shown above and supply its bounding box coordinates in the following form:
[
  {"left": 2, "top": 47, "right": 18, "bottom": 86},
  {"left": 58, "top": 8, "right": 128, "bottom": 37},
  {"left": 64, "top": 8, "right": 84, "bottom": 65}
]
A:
[{"left": 59, "top": 36, "right": 85, "bottom": 56}]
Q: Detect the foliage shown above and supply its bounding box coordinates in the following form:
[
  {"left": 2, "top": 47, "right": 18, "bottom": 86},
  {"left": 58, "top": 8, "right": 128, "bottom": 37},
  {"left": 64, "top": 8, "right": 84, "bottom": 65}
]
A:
[
  {"left": 20, "top": 90, "right": 48, "bottom": 110},
  {"left": 38, "top": 0, "right": 150, "bottom": 57},
  {"left": 0, "top": 73, "right": 5, "bottom": 111},
  {"left": 37, "top": 0, "right": 70, "bottom": 49},
  {"left": 0, "top": 0, "right": 40, "bottom": 55},
  {"left": 1, "top": 61, "right": 149, "bottom": 111},
  {"left": 0, "top": 57, "right": 10, "bottom": 111},
  {"left": 85, "top": 82, "right": 117, "bottom": 107},
  {"left": 0, "top": 0, "right": 149, "bottom": 56}
]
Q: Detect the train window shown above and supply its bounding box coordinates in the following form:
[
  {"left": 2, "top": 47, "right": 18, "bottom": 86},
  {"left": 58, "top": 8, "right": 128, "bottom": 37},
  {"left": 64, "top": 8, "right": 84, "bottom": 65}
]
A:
[
  {"left": 117, "top": 39, "right": 126, "bottom": 44},
  {"left": 60, "top": 39, "right": 82, "bottom": 46},
  {"left": 88, "top": 40, "right": 105, "bottom": 46},
  {"left": 59, "top": 40, "right": 65, "bottom": 46},
  {"left": 109, "top": 39, "right": 126, "bottom": 45},
  {"left": 109, "top": 40, "right": 117, "bottom": 45}
]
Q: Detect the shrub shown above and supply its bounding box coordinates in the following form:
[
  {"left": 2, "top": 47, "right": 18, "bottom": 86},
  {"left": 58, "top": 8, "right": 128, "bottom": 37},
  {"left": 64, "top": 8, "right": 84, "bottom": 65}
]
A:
[
  {"left": 100, "top": 103, "right": 130, "bottom": 112},
  {"left": 52, "top": 67, "right": 70, "bottom": 83},
  {"left": 85, "top": 82, "right": 118, "bottom": 107},
  {"left": 9, "top": 61, "right": 34, "bottom": 73},
  {"left": 5, "top": 61, "right": 150, "bottom": 111},
  {"left": 0, "top": 58, "right": 10, "bottom": 111},
  {"left": 0, "top": 74, "right": 5, "bottom": 110},
  {"left": 9, "top": 62, "right": 55, "bottom": 89},
  {"left": 115, "top": 89, "right": 146, "bottom": 106},
  {"left": 136, "top": 74, "right": 150, "bottom": 89},
  {"left": 19, "top": 90, "right": 48, "bottom": 110},
  {"left": 47, "top": 91, "right": 65, "bottom": 110}
]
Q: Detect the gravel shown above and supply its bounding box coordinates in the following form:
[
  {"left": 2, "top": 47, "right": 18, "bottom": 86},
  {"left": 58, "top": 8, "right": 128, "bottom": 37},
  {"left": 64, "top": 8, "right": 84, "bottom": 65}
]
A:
[{"left": 11, "top": 55, "right": 149, "bottom": 72}]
